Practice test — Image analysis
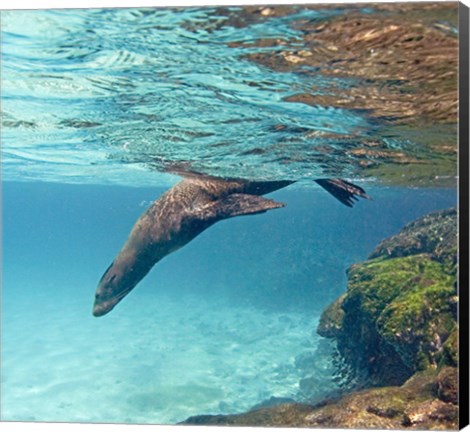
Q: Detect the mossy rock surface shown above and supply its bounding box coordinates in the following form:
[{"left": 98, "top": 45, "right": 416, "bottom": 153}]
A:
[
  {"left": 317, "top": 294, "right": 345, "bottom": 338},
  {"left": 377, "top": 268, "right": 456, "bottom": 370},
  {"left": 438, "top": 325, "right": 458, "bottom": 367},
  {"left": 183, "top": 207, "right": 459, "bottom": 429},
  {"left": 318, "top": 208, "right": 457, "bottom": 387},
  {"left": 346, "top": 254, "right": 451, "bottom": 319},
  {"left": 369, "top": 208, "right": 457, "bottom": 274}
]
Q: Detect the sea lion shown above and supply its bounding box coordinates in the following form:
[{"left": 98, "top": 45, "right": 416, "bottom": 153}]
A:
[{"left": 92, "top": 175, "right": 370, "bottom": 317}]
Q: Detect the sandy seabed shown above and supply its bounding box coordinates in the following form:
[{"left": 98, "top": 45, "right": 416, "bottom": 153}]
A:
[{"left": 1, "top": 289, "right": 321, "bottom": 425}]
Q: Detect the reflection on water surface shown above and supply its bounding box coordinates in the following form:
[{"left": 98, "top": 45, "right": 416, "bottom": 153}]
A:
[{"left": 1, "top": 2, "right": 458, "bottom": 187}]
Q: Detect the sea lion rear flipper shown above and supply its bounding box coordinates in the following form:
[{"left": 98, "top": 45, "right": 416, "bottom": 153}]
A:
[
  {"left": 314, "top": 178, "right": 371, "bottom": 207},
  {"left": 204, "top": 194, "right": 285, "bottom": 220}
]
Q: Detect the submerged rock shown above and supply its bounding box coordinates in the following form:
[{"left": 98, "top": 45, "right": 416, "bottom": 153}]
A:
[
  {"left": 183, "top": 370, "right": 458, "bottom": 429},
  {"left": 438, "top": 325, "right": 458, "bottom": 367},
  {"left": 250, "top": 396, "right": 296, "bottom": 410},
  {"left": 369, "top": 208, "right": 457, "bottom": 273},
  {"left": 435, "top": 366, "right": 458, "bottom": 405},
  {"left": 317, "top": 293, "right": 345, "bottom": 339},
  {"left": 182, "top": 403, "right": 315, "bottom": 427},
  {"left": 318, "top": 207, "right": 458, "bottom": 387},
  {"left": 182, "top": 207, "right": 459, "bottom": 429}
]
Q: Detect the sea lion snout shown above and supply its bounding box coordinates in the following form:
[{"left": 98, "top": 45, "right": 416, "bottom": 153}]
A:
[
  {"left": 93, "top": 260, "right": 135, "bottom": 317},
  {"left": 93, "top": 296, "right": 123, "bottom": 316},
  {"left": 93, "top": 283, "right": 123, "bottom": 317},
  {"left": 93, "top": 280, "right": 133, "bottom": 317},
  {"left": 92, "top": 298, "right": 112, "bottom": 317}
]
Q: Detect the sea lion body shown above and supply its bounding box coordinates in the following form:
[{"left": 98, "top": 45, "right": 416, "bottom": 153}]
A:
[
  {"left": 93, "top": 175, "right": 369, "bottom": 317},
  {"left": 92, "top": 177, "right": 292, "bottom": 316}
]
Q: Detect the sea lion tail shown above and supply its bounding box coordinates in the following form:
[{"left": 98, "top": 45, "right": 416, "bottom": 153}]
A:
[{"left": 314, "top": 178, "right": 371, "bottom": 207}]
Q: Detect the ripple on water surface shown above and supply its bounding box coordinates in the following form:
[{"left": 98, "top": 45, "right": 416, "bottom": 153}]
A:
[{"left": 4, "top": 6, "right": 453, "bottom": 185}]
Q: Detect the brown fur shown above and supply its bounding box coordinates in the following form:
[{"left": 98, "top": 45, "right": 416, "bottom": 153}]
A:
[{"left": 93, "top": 176, "right": 368, "bottom": 317}]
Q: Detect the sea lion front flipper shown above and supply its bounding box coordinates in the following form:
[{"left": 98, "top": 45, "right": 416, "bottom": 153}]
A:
[
  {"left": 314, "top": 178, "right": 371, "bottom": 207},
  {"left": 202, "top": 194, "right": 285, "bottom": 220}
]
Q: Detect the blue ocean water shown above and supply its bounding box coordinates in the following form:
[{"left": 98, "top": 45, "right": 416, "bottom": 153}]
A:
[
  {"left": 1, "top": 7, "right": 381, "bottom": 185},
  {"left": 0, "top": 5, "right": 458, "bottom": 427},
  {"left": 1, "top": 181, "right": 456, "bottom": 424}
]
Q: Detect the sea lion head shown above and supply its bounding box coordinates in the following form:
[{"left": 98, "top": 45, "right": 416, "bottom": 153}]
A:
[{"left": 93, "top": 259, "right": 137, "bottom": 317}]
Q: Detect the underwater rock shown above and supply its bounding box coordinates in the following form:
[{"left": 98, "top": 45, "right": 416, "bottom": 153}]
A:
[
  {"left": 317, "top": 294, "right": 345, "bottom": 338},
  {"left": 183, "top": 369, "right": 458, "bottom": 429},
  {"left": 436, "top": 366, "right": 458, "bottom": 405},
  {"left": 317, "top": 207, "right": 458, "bottom": 387},
  {"left": 402, "top": 399, "right": 459, "bottom": 429},
  {"left": 369, "top": 208, "right": 457, "bottom": 273},
  {"left": 437, "top": 325, "right": 458, "bottom": 367},
  {"left": 182, "top": 207, "right": 459, "bottom": 429},
  {"left": 250, "top": 396, "right": 296, "bottom": 410},
  {"left": 182, "top": 403, "right": 315, "bottom": 427}
]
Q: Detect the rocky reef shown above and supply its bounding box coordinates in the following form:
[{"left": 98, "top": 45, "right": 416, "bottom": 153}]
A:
[
  {"left": 317, "top": 208, "right": 458, "bottom": 387},
  {"left": 318, "top": 208, "right": 458, "bottom": 389},
  {"left": 183, "top": 207, "right": 459, "bottom": 429},
  {"left": 183, "top": 371, "right": 457, "bottom": 429}
]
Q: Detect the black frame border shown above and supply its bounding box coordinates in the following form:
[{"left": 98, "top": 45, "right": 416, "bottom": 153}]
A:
[{"left": 459, "top": 1, "right": 469, "bottom": 429}]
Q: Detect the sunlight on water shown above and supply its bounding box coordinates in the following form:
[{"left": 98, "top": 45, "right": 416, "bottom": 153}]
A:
[{"left": 1, "top": 7, "right": 373, "bottom": 186}]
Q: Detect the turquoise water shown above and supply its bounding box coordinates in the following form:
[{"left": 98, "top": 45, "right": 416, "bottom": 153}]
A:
[
  {"left": 1, "top": 182, "right": 456, "bottom": 424},
  {"left": 1, "top": 7, "right": 372, "bottom": 185},
  {"left": 0, "top": 6, "right": 458, "bottom": 426}
]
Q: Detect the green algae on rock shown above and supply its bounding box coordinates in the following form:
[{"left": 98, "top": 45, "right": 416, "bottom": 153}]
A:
[
  {"left": 376, "top": 263, "right": 456, "bottom": 371},
  {"left": 438, "top": 326, "right": 459, "bottom": 368},
  {"left": 339, "top": 256, "right": 454, "bottom": 385},
  {"left": 318, "top": 208, "right": 458, "bottom": 387},
  {"left": 370, "top": 208, "right": 458, "bottom": 273},
  {"left": 183, "top": 207, "right": 459, "bottom": 429},
  {"left": 317, "top": 293, "right": 345, "bottom": 339}
]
